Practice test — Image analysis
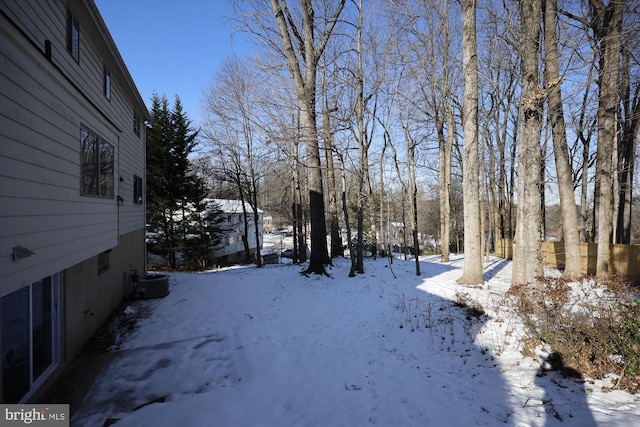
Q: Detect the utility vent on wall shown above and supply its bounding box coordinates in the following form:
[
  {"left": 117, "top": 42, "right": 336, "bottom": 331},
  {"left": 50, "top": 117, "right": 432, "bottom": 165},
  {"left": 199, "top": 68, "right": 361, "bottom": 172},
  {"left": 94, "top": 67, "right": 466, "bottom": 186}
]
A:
[{"left": 138, "top": 274, "right": 169, "bottom": 299}]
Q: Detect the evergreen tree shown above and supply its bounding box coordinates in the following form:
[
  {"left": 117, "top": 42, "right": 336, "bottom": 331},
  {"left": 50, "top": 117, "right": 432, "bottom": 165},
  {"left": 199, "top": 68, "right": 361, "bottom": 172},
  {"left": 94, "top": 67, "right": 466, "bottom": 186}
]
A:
[
  {"left": 182, "top": 198, "right": 226, "bottom": 270},
  {"left": 147, "top": 93, "right": 223, "bottom": 269},
  {"left": 147, "top": 94, "right": 176, "bottom": 265}
]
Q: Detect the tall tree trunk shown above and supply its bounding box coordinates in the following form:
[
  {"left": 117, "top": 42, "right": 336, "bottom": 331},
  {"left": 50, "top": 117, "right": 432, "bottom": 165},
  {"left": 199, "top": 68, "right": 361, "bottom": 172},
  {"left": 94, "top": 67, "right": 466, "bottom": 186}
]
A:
[
  {"left": 379, "top": 137, "right": 388, "bottom": 257},
  {"left": 270, "top": 0, "right": 345, "bottom": 274},
  {"left": 322, "top": 107, "right": 342, "bottom": 257},
  {"left": 353, "top": 0, "right": 376, "bottom": 274},
  {"left": 291, "top": 131, "right": 305, "bottom": 264},
  {"left": 355, "top": 34, "right": 366, "bottom": 274},
  {"left": 296, "top": 181, "right": 307, "bottom": 263},
  {"left": 337, "top": 150, "right": 357, "bottom": 277},
  {"left": 399, "top": 116, "right": 421, "bottom": 275},
  {"left": 370, "top": 194, "right": 377, "bottom": 260},
  {"left": 591, "top": 0, "right": 623, "bottom": 278},
  {"left": 457, "top": 0, "right": 483, "bottom": 285},
  {"left": 616, "top": 45, "right": 639, "bottom": 244},
  {"left": 388, "top": 120, "right": 409, "bottom": 262},
  {"left": 512, "top": 0, "right": 544, "bottom": 286},
  {"left": 239, "top": 183, "right": 252, "bottom": 264},
  {"left": 300, "top": 95, "right": 329, "bottom": 271},
  {"left": 495, "top": 98, "right": 510, "bottom": 242},
  {"left": 577, "top": 61, "right": 596, "bottom": 242},
  {"left": 252, "top": 206, "right": 263, "bottom": 267},
  {"left": 541, "top": 130, "right": 548, "bottom": 239},
  {"left": 480, "top": 125, "right": 488, "bottom": 261},
  {"left": 409, "top": 144, "right": 421, "bottom": 276},
  {"left": 439, "top": 106, "right": 453, "bottom": 262},
  {"left": 241, "top": 109, "right": 263, "bottom": 267},
  {"left": 486, "top": 126, "right": 501, "bottom": 254},
  {"left": 580, "top": 137, "right": 591, "bottom": 241},
  {"left": 508, "top": 130, "right": 518, "bottom": 239},
  {"left": 493, "top": 72, "right": 518, "bottom": 242},
  {"left": 543, "top": 0, "right": 581, "bottom": 276}
]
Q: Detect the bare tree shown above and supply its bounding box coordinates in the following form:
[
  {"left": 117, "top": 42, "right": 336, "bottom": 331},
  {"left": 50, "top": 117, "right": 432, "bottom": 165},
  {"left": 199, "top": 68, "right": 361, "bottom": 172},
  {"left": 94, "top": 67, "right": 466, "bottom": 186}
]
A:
[
  {"left": 543, "top": 0, "right": 581, "bottom": 276},
  {"left": 291, "top": 119, "right": 307, "bottom": 263},
  {"left": 512, "top": 0, "right": 544, "bottom": 286},
  {"left": 378, "top": 120, "right": 389, "bottom": 257},
  {"left": 616, "top": 23, "right": 640, "bottom": 244},
  {"left": 591, "top": 0, "right": 623, "bottom": 278},
  {"left": 269, "top": 0, "right": 346, "bottom": 274},
  {"left": 202, "top": 57, "right": 271, "bottom": 266},
  {"left": 349, "top": 0, "right": 373, "bottom": 274},
  {"left": 574, "top": 59, "right": 597, "bottom": 243},
  {"left": 316, "top": 11, "right": 345, "bottom": 260},
  {"left": 391, "top": 65, "right": 422, "bottom": 274},
  {"left": 397, "top": 0, "right": 459, "bottom": 264},
  {"left": 321, "top": 103, "right": 342, "bottom": 258},
  {"left": 559, "top": 1, "right": 625, "bottom": 275},
  {"left": 335, "top": 146, "right": 357, "bottom": 274},
  {"left": 440, "top": 106, "right": 454, "bottom": 262},
  {"left": 457, "top": 0, "right": 483, "bottom": 285},
  {"left": 341, "top": 0, "right": 386, "bottom": 274},
  {"left": 222, "top": 0, "right": 640, "bottom": 281},
  {"left": 481, "top": 4, "right": 521, "bottom": 248}
]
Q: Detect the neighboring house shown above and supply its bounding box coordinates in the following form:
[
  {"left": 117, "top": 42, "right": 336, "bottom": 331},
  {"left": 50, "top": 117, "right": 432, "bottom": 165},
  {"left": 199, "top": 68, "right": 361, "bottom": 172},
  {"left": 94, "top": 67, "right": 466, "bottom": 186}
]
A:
[
  {"left": 381, "top": 221, "right": 431, "bottom": 255},
  {"left": 0, "top": 0, "right": 148, "bottom": 403},
  {"left": 209, "top": 199, "right": 263, "bottom": 266},
  {"left": 386, "top": 221, "right": 406, "bottom": 251},
  {"left": 263, "top": 215, "right": 273, "bottom": 234}
]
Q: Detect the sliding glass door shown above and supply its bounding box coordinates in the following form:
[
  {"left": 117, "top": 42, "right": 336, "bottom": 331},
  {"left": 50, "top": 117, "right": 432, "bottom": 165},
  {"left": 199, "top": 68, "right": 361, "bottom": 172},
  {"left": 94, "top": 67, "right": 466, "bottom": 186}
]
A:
[{"left": 2, "top": 274, "right": 61, "bottom": 403}]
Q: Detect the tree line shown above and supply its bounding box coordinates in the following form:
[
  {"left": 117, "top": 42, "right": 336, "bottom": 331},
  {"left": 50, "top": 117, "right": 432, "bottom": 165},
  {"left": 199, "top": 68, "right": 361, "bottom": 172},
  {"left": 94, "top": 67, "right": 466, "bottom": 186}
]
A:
[{"left": 154, "top": 0, "right": 640, "bottom": 284}]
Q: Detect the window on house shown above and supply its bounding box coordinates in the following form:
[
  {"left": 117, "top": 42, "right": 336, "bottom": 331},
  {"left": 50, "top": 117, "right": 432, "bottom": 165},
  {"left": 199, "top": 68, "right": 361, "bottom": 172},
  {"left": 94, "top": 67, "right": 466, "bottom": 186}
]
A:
[
  {"left": 98, "top": 250, "right": 111, "bottom": 273},
  {"left": 133, "top": 175, "right": 143, "bottom": 204},
  {"left": 103, "top": 64, "right": 111, "bottom": 100},
  {"left": 66, "top": 7, "right": 80, "bottom": 63},
  {"left": 81, "top": 126, "right": 114, "bottom": 198},
  {"left": 133, "top": 112, "right": 141, "bottom": 137}
]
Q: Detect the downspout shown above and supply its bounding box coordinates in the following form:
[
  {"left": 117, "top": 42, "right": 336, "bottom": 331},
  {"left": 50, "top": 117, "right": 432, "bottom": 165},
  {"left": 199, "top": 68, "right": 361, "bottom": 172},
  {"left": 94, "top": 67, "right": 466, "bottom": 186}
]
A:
[
  {"left": 116, "top": 134, "right": 121, "bottom": 244},
  {"left": 143, "top": 125, "right": 148, "bottom": 273}
]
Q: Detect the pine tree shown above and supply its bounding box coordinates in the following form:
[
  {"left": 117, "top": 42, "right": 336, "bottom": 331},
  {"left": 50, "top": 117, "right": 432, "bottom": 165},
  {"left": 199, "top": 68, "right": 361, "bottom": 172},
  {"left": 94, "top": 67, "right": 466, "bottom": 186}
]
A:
[
  {"left": 147, "top": 94, "right": 176, "bottom": 265},
  {"left": 147, "top": 93, "right": 222, "bottom": 269},
  {"left": 182, "top": 198, "right": 226, "bottom": 270}
]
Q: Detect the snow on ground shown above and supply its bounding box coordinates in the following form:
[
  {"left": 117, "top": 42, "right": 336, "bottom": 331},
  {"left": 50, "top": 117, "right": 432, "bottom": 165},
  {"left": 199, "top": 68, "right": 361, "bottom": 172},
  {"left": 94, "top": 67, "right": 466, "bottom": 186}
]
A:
[{"left": 72, "top": 254, "right": 639, "bottom": 426}]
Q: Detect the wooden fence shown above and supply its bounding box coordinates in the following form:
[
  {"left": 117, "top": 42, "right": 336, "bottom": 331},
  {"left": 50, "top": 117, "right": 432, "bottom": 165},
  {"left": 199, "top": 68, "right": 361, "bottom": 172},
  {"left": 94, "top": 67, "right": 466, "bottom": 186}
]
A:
[{"left": 494, "top": 238, "right": 640, "bottom": 283}]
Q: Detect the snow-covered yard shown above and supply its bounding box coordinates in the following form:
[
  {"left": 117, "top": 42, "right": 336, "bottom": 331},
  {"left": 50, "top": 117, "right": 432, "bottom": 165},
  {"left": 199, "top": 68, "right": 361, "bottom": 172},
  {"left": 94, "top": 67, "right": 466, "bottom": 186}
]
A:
[{"left": 72, "top": 255, "right": 639, "bottom": 426}]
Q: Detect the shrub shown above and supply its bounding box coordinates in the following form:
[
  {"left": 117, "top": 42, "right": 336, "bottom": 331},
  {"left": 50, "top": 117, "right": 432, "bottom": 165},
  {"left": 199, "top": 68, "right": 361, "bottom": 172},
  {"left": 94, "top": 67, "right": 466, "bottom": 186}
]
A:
[
  {"left": 507, "top": 276, "right": 640, "bottom": 393},
  {"left": 615, "top": 300, "right": 640, "bottom": 377}
]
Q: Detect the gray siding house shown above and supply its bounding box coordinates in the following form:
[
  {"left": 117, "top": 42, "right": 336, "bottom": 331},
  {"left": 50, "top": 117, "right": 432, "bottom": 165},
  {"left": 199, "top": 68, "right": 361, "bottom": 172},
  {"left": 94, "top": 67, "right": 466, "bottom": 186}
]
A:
[
  {"left": 0, "top": 0, "right": 148, "bottom": 403},
  {"left": 210, "top": 199, "right": 264, "bottom": 266}
]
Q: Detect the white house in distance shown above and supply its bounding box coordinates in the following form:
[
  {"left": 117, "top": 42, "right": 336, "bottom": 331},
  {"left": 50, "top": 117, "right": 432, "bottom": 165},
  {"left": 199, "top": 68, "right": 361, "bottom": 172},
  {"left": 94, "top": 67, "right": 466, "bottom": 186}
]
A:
[
  {"left": 0, "top": 0, "right": 148, "bottom": 403},
  {"left": 209, "top": 199, "right": 264, "bottom": 266}
]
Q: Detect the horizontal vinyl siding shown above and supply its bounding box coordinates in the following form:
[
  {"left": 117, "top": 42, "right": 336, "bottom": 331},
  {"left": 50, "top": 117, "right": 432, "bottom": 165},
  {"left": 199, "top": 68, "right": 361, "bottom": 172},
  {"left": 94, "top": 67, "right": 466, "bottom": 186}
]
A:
[
  {"left": 0, "top": 2, "right": 145, "bottom": 295},
  {"left": 0, "top": 113, "right": 80, "bottom": 167},
  {"left": 117, "top": 134, "right": 146, "bottom": 235},
  {"left": 66, "top": 0, "right": 147, "bottom": 236},
  {"left": 1, "top": 198, "right": 116, "bottom": 232},
  {"left": 0, "top": 1, "right": 64, "bottom": 58}
]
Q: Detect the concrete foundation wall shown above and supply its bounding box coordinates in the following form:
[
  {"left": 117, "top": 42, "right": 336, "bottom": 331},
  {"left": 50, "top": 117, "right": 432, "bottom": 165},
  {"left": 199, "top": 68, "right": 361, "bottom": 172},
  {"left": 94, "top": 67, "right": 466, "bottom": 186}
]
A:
[{"left": 63, "top": 228, "right": 144, "bottom": 361}]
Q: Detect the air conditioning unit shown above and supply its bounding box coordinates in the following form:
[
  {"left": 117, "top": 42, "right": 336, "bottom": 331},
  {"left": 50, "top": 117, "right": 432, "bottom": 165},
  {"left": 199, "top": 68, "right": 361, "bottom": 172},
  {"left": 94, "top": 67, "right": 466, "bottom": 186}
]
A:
[{"left": 138, "top": 274, "right": 169, "bottom": 299}]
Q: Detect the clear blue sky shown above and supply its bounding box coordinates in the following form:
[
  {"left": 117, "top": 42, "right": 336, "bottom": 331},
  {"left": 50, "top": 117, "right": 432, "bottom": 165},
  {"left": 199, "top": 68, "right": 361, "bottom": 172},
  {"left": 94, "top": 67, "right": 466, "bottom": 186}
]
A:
[{"left": 95, "top": 0, "right": 249, "bottom": 126}]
